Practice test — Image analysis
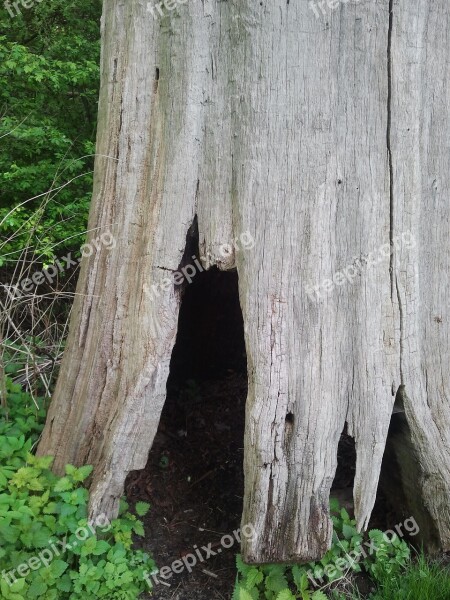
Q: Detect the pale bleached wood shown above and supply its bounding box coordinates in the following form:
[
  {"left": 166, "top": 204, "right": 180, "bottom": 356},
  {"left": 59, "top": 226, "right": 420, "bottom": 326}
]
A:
[
  {"left": 232, "top": 0, "right": 396, "bottom": 562},
  {"left": 389, "top": 0, "right": 450, "bottom": 549},
  {"left": 37, "top": 0, "right": 450, "bottom": 563}
]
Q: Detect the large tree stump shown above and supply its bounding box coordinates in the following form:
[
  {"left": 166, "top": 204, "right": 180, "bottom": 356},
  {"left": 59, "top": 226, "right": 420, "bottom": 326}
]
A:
[{"left": 38, "top": 0, "right": 450, "bottom": 562}]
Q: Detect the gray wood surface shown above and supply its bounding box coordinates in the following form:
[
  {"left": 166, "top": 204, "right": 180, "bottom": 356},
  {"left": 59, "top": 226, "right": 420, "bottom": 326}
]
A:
[{"left": 38, "top": 0, "right": 450, "bottom": 562}]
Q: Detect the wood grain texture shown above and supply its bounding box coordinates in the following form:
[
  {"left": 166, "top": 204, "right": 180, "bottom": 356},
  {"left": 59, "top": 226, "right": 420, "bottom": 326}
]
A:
[
  {"left": 37, "top": 0, "right": 450, "bottom": 562},
  {"left": 390, "top": 0, "right": 450, "bottom": 549}
]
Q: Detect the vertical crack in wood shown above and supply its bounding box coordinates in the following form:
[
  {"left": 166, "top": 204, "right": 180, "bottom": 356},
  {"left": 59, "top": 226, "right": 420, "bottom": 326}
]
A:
[
  {"left": 387, "top": 0, "right": 394, "bottom": 301},
  {"left": 395, "top": 275, "right": 405, "bottom": 384},
  {"left": 387, "top": 0, "right": 404, "bottom": 384}
]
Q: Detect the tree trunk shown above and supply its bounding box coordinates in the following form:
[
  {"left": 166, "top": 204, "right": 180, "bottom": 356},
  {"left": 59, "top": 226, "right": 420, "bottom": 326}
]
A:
[{"left": 37, "top": 0, "right": 450, "bottom": 563}]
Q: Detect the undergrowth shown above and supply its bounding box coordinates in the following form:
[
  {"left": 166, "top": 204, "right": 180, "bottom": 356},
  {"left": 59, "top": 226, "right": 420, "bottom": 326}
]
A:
[
  {"left": 232, "top": 499, "right": 449, "bottom": 600},
  {"left": 368, "top": 552, "right": 450, "bottom": 600},
  {"left": 2, "top": 371, "right": 449, "bottom": 600},
  {"left": 0, "top": 376, "right": 156, "bottom": 600}
]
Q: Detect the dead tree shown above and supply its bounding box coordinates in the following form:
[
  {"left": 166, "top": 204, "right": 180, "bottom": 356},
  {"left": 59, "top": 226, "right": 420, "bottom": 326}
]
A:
[{"left": 38, "top": 0, "right": 450, "bottom": 562}]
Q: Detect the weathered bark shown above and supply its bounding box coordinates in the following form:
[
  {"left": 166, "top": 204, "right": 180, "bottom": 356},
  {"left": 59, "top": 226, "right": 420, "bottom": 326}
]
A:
[
  {"left": 38, "top": 0, "right": 450, "bottom": 562},
  {"left": 388, "top": 0, "right": 450, "bottom": 549}
]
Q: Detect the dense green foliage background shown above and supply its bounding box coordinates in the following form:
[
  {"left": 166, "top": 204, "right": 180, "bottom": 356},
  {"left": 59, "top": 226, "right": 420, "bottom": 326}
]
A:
[{"left": 0, "top": 0, "right": 102, "bottom": 265}]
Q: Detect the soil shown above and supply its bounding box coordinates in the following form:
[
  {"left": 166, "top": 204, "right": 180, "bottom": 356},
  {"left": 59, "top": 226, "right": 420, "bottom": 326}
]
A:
[{"left": 126, "top": 372, "right": 247, "bottom": 600}]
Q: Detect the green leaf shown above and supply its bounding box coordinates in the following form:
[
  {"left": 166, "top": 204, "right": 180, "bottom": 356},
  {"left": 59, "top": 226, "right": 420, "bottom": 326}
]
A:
[
  {"left": 56, "top": 574, "right": 72, "bottom": 592},
  {"left": 291, "top": 566, "right": 306, "bottom": 592},
  {"left": 64, "top": 464, "right": 77, "bottom": 476},
  {"left": 329, "top": 497, "right": 340, "bottom": 513},
  {"left": 246, "top": 567, "right": 264, "bottom": 588},
  {"left": 0, "top": 521, "right": 20, "bottom": 543},
  {"left": 50, "top": 560, "right": 69, "bottom": 578},
  {"left": 28, "top": 578, "right": 47, "bottom": 598},
  {"left": 93, "top": 540, "right": 111, "bottom": 555},
  {"left": 32, "top": 525, "right": 52, "bottom": 548},
  {"left": 60, "top": 503, "right": 78, "bottom": 517},
  {"left": 265, "top": 566, "right": 289, "bottom": 593},
  {"left": 53, "top": 477, "right": 73, "bottom": 492},
  {"left": 135, "top": 501, "right": 150, "bottom": 517},
  {"left": 0, "top": 471, "right": 8, "bottom": 488},
  {"left": 81, "top": 535, "right": 97, "bottom": 555},
  {"left": 368, "top": 529, "right": 384, "bottom": 540},
  {"left": 296, "top": 572, "right": 310, "bottom": 593},
  {"left": 342, "top": 523, "right": 358, "bottom": 540},
  {"left": 236, "top": 555, "right": 252, "bottom": 576},
  {"left": 17, "top": 505, "right": 35, "bottom": 517},
  {"left": 340, "top": 508, "right": 350, "bottom": 521},
  {"left": 238, "top": 588, "right": 254, "bottom": 600},
  {"left": 73, "top": 465, "right": 93, "bottom": 482},
  {"left": 9, "top": 579, "right": 26, "bottom": 593},
  {"left": 28, "top": 455, "right": 54, "bottom": 470},
  {"left": 133, "top": 520, "right": 145, "bottom": 536},
  {"left": 43, "top": 502, "right": 58, "bottom": 514}
]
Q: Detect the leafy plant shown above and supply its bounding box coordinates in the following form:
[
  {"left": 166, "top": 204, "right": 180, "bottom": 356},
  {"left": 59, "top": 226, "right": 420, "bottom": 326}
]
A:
[
  {"left": 362, "top": 529, "right": 410, "bottom": 581},
  {"left": 233, "top": 498, "right": 413, "bottom": 599},
  {"left": 233, "top": 556, "right": 327, "bottom": 600},
  {"left": 0, "top": 378, "right": 156, "bottom": 599}
]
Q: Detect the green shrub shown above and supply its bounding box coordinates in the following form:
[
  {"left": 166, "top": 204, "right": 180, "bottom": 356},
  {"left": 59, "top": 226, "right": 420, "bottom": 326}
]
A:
[
  {"left": 0, "top": 0, "right": 101, "bottom": 265},
  {"left": 0, "top": 377, "right": 46, "bottom": 443},
  {"left": 0, "top": 377, "right": 156, "bottom": 599},
  {"left": 233, "top": 498, "right": 411, "bottom": 599},
  {"left": 233, "top": 558, "right": 328, "bottom": 600}
]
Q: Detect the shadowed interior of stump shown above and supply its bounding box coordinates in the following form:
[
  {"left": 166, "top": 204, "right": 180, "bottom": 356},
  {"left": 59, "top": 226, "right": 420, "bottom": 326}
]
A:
[
  {"left": 376, "top": 411, "right": 441, "bottom": 551},
  {"left": 331, "top": 425, "right": 357, "bottom": 515},
  {"left": 126, "top": 268, "right": 248, "bottom": 598}
]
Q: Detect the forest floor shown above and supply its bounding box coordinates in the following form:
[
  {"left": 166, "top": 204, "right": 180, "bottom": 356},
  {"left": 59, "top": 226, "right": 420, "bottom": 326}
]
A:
[
  {"left": 126, "top": 372, "right": 247, "bottom": 599},
  {"left": 124, "top": 370, "right": 397, "bottom": 600}
]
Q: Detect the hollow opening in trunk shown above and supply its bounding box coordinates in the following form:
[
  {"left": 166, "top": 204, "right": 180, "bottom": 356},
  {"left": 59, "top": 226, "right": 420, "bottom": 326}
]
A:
[
  {"left": 126, "top": 267, "right": 247, "bottom": 594},
  {"left": 330, "top": 414, "right": 423, "bottom": 536},
  {"left": 331, "top": 423, "right": 357, "bottom": 515},
  {"left": 375, "top": 402, "right": 440, "bottom": 550}
]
